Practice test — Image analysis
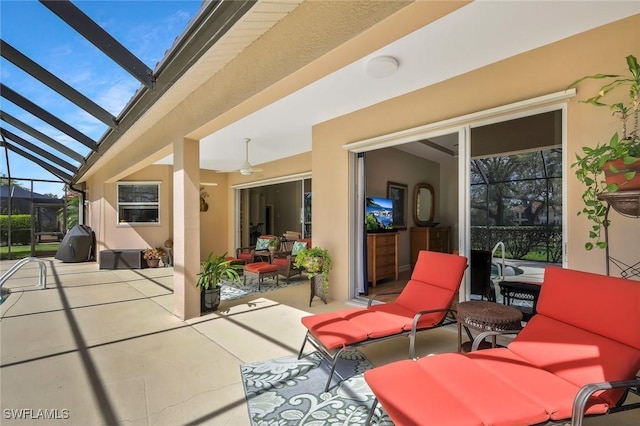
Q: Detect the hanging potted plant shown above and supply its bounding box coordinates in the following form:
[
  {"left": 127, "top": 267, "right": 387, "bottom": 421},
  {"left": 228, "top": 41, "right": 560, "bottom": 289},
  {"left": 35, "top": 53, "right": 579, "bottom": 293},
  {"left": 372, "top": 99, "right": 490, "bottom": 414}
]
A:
[
  {"left": 196, "top": 252, "right": 242, "bottom": 312},
  {"left": 569, "top": 54, "right": 640, "bottom": 250},
  {"left": 294, "top": 246, "right": 332, "bottom": 305}
]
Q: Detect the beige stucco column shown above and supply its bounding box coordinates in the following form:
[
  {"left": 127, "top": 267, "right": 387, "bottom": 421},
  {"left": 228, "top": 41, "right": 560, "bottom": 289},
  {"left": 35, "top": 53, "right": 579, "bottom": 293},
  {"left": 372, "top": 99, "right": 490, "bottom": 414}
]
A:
[{"left": 173, "top": 137, "right": 201, "bottom": 320}]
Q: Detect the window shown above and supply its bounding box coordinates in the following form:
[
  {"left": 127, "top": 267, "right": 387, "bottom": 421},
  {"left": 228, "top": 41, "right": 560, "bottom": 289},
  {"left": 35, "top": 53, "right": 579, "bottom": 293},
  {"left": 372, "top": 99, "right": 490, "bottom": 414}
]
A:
[{"left": 117, "top": 182, "right": 160, "bottom": 225}]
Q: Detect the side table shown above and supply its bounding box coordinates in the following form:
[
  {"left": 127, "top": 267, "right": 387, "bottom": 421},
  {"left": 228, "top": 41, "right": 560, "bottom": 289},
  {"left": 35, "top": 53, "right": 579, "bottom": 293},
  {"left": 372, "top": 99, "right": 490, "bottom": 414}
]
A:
[{"left": 457, "top": 300, "right": 522, "bottom": 353}]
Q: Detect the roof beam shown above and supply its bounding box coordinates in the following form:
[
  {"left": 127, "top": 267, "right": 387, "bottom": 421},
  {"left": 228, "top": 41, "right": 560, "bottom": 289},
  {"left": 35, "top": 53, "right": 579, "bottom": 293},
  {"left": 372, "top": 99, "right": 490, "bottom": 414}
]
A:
[
  {"left": 1, "top": 140, "right": 71, "bottom": 183},
  {"left": 1, "top": 128, "right": 78, "bottom": 173},
  {"left": 40, "top": 0, "right": 155, "bottom": 89},
  {"left": 0, "top": 83, "right": 97, "bottom": 151},
  {"left": 73, "top": 0, "right": 256, "bottom": 182},
  {"left": 0, "top": 110, "right": 85, "bottom": 163},
  {"left": 0, "top": 40, "right": 117, "bottom": 129}
]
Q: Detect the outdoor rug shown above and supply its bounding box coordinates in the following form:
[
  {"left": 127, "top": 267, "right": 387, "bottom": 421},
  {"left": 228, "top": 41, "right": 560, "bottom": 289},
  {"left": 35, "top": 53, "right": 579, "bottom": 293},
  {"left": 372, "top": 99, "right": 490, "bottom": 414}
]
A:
[
  {"left": 241, "top": 349, "right": 392, "bottom": 425},
  {"left": 220, "top": 276, "right": 305, "bottom": 302}
]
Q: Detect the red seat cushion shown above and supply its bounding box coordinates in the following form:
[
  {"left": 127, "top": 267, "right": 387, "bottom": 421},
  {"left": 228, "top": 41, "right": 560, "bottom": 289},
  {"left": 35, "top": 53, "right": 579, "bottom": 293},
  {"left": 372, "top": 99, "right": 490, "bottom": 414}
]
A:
[
  {"left": 271, "top": 257, "right": 288, "bottom": 267},
  {"left": 300, "top": 251, "right": 468, "bottom": 350},
  {"left": 301, "top": 309, "right": 370, "bottom": 348},
  {"left": 245, "top": 262, "right": 278, "bottom": 273},
  {"left": 508, "top": 315, "right": 639, "bottom": 408},
  {"left": 468, "top": 348, "right": 609, "bottom": 419},
  {"left": 365, "top": 354, "right": 550, "bottom": 426},
  {"left": 237, "top": 252, "right": 253, "bottom": 261}
]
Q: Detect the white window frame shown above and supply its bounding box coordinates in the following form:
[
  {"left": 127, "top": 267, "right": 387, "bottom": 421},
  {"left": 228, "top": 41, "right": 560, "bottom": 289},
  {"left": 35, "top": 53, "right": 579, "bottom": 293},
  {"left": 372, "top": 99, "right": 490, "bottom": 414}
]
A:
[{"left": 116, "top": 181, "right": 161, "bottom": 226}]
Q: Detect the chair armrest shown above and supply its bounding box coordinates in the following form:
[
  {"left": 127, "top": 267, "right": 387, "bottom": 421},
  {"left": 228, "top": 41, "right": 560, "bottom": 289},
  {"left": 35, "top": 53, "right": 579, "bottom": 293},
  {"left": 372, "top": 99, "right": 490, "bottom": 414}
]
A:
[
  {"left": 272, "top": 250, "right": 292, "bottom": 259},
  {"left": 236, "top": 245, "right": 256, "bottom": 253},
  {"left": 367, "top": 292, "right": 401, "bottom": 307},
  {"left": 470, "top": 329, "right": 522, "bottom": 351},
  {"left": 571, "top": 377, "right": 640, "bottom": 426},
  {"left": 408, "top": 308, "right": 456, "bottom": 359}
]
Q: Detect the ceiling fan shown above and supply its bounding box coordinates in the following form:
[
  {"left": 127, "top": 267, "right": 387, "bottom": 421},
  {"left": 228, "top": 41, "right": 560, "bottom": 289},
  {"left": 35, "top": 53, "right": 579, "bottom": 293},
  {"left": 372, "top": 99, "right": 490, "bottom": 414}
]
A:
[{"left": 237, "top": 138, "right": 263, "bottom": 175}]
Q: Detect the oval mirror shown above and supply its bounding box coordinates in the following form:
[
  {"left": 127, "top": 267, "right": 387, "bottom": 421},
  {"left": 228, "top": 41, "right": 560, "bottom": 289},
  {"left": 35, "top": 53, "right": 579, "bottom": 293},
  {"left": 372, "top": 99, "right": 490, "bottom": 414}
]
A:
[{"left": 413, "top": 183, "right": 435, "bottom": 226}]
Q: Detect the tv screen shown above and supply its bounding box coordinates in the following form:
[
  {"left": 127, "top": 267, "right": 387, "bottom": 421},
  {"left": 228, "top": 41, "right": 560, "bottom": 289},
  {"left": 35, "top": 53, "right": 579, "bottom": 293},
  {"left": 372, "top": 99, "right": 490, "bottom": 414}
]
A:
[{"left": 366, "top": 196, "right": 394, "bottom": 232}]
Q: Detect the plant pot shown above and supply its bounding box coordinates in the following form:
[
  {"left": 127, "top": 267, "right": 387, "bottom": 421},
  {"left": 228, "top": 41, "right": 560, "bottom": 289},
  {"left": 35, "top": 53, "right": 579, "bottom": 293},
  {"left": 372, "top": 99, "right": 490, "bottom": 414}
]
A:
[
  {"left": 146, "top": 258, "right": 160, "bottom": 268},
  {"left": 200, "top": 286, "right": 221, "bottom": 313},
  {"left": 603, "top": 159, "right": 640, "bottom": 191}
]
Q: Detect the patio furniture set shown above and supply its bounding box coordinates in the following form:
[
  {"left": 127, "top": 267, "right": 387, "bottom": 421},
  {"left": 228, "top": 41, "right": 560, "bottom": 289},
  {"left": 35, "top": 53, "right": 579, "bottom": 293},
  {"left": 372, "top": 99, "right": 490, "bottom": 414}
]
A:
[
  {"left": 297, "top": 250, "right": 640, "bottom": 425},
  {"left": 229, "top": 234, "right": 312, "bottom": 290}
]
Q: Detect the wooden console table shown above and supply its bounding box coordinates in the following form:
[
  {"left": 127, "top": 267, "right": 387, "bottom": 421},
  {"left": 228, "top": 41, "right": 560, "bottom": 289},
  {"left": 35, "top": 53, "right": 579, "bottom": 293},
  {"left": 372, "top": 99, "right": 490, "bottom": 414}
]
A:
[{"left": 410, "top": 226, "right": 450, "bottom": 267}]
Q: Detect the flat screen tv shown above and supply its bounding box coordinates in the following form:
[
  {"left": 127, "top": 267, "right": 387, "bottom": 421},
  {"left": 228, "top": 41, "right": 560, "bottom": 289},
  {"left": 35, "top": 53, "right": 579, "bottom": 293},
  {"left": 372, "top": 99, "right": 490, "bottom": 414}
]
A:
[{"left": 366, "top": 196, "right": 395, "bottom": 232}]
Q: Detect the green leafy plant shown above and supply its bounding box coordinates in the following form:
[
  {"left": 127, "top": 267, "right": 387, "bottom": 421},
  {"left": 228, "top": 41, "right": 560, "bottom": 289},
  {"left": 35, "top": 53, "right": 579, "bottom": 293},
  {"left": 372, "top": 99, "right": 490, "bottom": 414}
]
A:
[
  {"left": 294, "top": 246, "right": 332, "bottom": 295},
  {"left": 268, "top": 238, "right": 281, "bottom": 251},
  {"left": 196, "top": 252, "right": 242, "bottom": 290},
  {"left": 569, "top": 54, "right": 640, "bottom": 250}
]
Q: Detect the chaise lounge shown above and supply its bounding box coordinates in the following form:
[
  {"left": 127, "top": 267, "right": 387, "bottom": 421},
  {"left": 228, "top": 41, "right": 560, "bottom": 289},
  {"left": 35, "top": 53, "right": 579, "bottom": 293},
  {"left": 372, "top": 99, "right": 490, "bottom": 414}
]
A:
[
  {"left": 298, "top": 250, "right": 468, "bottom": 391},
  {"left": 364, "top": 266, "right": 640, "bottom": 425}
]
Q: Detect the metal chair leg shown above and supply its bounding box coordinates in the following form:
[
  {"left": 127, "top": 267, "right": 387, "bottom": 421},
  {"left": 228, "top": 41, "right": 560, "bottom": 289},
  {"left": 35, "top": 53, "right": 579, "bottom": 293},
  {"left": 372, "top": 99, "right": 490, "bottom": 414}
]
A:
[
  {"left": 298, "top": 332, "right": 309, "bottom": 359},
  {"left": 324, "top": 347, "right": 345, "bottom": 392},
  {"left": 365, "top": 398, "right": 379, "bottom": 425}
]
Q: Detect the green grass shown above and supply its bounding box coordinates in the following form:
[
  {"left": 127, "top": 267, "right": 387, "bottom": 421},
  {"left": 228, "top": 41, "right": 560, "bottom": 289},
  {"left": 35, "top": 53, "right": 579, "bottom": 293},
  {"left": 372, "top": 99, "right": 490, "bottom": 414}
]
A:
[{"left": 0, "top": 243, "right": 59, "bottom": 259}]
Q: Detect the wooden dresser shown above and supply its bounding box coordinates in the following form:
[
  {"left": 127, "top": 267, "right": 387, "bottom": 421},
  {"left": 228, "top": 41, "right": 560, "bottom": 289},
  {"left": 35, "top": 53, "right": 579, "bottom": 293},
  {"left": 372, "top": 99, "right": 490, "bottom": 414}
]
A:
[
  {"left": 367, "top": 232, "right": 399, "bottom": 287},
  {"left": 410, "top": 226, "right": 450, "bottom": 267}
]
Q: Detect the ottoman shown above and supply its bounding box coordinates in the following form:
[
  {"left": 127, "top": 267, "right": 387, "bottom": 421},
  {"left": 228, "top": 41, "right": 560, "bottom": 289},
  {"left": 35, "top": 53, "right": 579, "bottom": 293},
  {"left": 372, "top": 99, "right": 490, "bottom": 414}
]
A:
[{"left": 244, "top": 262, "right": 279, "bottom": 290}]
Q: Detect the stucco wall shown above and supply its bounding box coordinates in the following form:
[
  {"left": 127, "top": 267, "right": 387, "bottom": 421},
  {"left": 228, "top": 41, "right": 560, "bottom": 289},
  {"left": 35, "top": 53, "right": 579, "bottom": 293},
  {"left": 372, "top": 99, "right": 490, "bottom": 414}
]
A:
[
  {"left": 312, "top": 14, "right": 640, "bottom": 302},
  {"left": 86, "top": 165, "right": 174, "bottom": 253}
]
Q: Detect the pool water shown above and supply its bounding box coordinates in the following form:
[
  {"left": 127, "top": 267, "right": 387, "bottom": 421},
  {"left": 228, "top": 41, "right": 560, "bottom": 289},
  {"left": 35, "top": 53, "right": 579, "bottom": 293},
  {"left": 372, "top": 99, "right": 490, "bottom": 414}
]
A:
[{"left": 0, "top": 288, "right": 10, "bottom": 305}]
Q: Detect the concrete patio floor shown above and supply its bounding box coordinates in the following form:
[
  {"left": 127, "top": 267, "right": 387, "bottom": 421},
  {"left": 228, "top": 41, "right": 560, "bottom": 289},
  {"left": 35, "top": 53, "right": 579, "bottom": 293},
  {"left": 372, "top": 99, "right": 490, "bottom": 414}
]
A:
[
  {"left": 1, "top": 258, "right": 637, "bottom": 425},
  {"left": 0, "top": 258, "right": 459, "bottom": 425}
]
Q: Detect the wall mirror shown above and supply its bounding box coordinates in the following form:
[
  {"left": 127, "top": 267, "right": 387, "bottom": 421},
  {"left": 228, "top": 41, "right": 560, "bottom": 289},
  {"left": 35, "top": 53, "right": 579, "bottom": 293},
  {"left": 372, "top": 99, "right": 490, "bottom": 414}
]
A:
[{"left": 413, "top": 183, "right": 435, "bottom": 226}]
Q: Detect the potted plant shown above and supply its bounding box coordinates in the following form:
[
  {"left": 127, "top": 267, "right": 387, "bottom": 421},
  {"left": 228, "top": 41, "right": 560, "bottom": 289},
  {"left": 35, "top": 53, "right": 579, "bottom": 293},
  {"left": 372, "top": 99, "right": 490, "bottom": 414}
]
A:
[
  {"left": 267, "top": 238, "right": 281, "bottom": 253},
  {"left": 143, "top": 247, "right": 165, "bottom": 267},
  {"left": 196, "top": 252, "right": 242, "bottom": 312},
  {"left": 569, "top": 54, "right": 640, "bottom": 250},
  {"left": 294, "top": 246, "right": 332, "bottom": 302}
]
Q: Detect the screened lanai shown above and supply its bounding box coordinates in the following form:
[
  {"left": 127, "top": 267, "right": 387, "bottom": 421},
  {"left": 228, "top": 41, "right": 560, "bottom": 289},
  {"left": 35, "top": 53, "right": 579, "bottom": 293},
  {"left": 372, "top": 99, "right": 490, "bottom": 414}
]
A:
[{"left": 0, "top": 0, "right": 255, "bottom": 258}]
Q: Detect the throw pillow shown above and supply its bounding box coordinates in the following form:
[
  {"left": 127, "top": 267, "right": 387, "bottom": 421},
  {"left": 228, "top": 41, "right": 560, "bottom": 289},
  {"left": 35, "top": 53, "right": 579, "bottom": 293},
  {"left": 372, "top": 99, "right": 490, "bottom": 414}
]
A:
[
  {"left": 292, "top": 241, "right": 308, "bottom": 256},
  {"left": 255, "top": 238, "right": 271, "bottom": 250}
]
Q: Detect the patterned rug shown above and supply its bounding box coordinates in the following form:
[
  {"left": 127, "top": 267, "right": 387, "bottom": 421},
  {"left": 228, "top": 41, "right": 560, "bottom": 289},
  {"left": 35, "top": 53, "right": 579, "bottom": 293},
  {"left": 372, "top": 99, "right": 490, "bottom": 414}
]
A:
[
  {"left": 240, "top": 349, "right": 392, "bottom": 425},
  {"left": 220, "top": 276, "right": 306, "bottom": 302}
]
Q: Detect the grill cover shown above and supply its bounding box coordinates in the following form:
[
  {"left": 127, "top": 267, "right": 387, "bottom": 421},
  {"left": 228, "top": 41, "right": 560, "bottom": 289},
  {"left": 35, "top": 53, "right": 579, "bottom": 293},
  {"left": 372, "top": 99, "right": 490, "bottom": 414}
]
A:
[{"left": 55, "top": 225, "right": 95, "bottom": 262}]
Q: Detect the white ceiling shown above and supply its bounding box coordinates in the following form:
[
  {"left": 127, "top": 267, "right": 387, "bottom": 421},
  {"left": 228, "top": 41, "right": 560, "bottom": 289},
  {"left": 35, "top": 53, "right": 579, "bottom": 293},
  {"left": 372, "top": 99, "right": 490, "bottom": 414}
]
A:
[{"left": 156, "top": 1, "right": 640, "bottom": 172}]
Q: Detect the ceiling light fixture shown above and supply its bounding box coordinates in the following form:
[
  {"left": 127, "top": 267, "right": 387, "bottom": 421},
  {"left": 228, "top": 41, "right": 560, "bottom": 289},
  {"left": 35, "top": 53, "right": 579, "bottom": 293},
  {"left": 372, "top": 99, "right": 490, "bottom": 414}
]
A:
[{"left": 365, "top": 55, "right": 399, "bottom": 78}]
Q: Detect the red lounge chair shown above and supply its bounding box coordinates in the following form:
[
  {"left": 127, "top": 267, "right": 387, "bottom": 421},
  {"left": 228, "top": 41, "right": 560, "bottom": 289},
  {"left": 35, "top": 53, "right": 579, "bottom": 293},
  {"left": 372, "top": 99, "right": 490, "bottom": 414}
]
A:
[
  {"left": 364, "top": 267, "right": 640, "bottom": 426},
  {"left": 298, "top": 250, "right": 468, "bottom": 391}
]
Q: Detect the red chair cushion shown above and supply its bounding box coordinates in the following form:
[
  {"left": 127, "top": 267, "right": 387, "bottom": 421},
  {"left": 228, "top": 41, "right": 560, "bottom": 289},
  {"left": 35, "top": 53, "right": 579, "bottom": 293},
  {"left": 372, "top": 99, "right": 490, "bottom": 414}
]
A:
[
  {"left": 537, "top": 267, "right": 640, "bottom": 350},
  {"left": 300, "top": 251, "right": 468, "bottom": 350},
  {"left": 394, "top": 251, "right": 467, "bottom": 315},
  {"left": 508, "top": 314, "right": 639, "bottom": 408},
  {"left": 237, "top": 252, "right": 253, "bottom": 261},
  {"left": 468, "top": 348, "right": 609, "bottom": 419},
  {"left": 365, "top": 354, "right": 550, "bottom": 426},
  {"left": 301, "top": 309, "right": 370, "bottom": 348},
  {"left": 272, "top": 257, "right": 288, "bottom": 267},
  {"left": 245, "top": 262, "right": 278, "bottom": 273}
]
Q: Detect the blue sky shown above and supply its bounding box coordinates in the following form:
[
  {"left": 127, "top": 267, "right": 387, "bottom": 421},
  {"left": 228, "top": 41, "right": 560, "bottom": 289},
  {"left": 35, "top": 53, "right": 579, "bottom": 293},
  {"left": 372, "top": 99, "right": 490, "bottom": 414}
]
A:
[{"left": 0, "top": 0, "right": 203, "bottom": 196}]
